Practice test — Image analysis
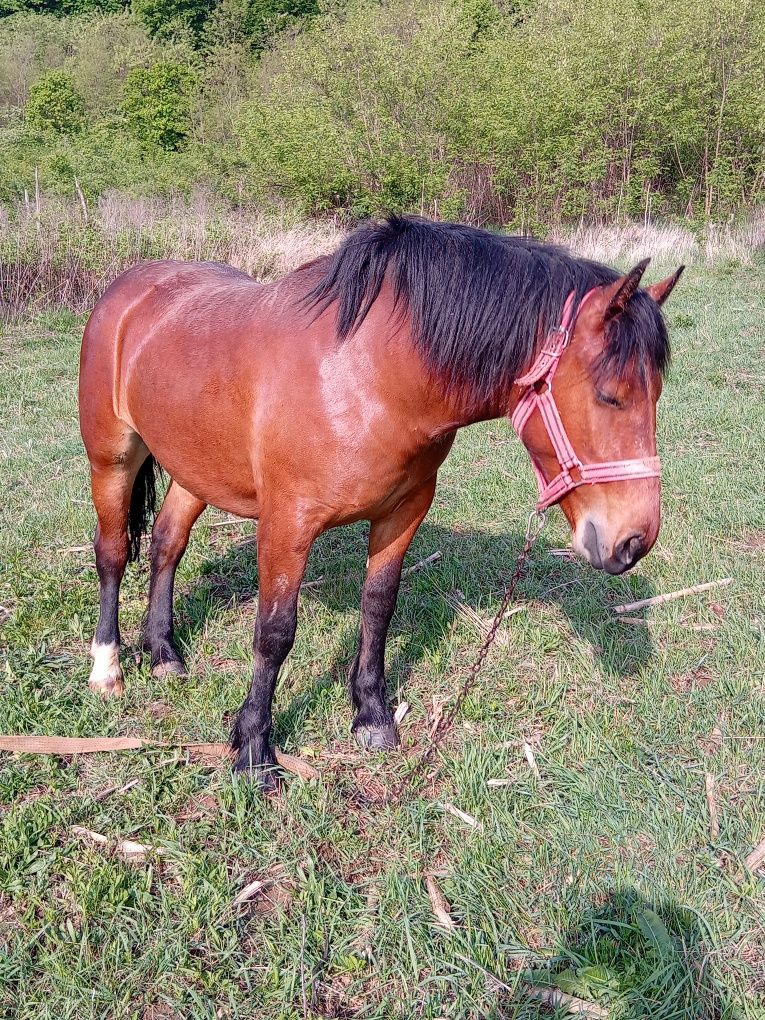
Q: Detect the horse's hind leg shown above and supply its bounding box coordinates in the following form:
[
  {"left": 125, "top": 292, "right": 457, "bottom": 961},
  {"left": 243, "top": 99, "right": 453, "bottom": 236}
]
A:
[
  {"left": 88, "top": 439, "right": 150, "bottom": 696},
  {"left": 144, "top": 480, "right": 206, "bottom": 677}
]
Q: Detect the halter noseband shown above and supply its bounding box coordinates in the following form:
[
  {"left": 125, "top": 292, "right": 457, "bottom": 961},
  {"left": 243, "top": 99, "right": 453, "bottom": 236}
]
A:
[{"left": 511, "top": 289, "right": 661, "bottom": 511}]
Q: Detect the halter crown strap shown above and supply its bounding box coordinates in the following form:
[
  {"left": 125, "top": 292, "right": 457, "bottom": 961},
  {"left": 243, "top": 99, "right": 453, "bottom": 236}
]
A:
[{"left": 511, "top": 288, "right": 661, "bottom": 511}]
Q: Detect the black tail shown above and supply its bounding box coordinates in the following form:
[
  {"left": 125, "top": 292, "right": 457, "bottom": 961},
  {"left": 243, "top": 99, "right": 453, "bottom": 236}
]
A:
[{"left": 127, "top": 455, "right": 160, "bottom": 563}]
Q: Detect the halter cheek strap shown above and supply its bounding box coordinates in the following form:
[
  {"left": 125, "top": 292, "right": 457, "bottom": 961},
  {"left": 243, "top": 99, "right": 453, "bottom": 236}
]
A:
[{"left": 511, "top": 289, "right": 661, "bottom": 511}]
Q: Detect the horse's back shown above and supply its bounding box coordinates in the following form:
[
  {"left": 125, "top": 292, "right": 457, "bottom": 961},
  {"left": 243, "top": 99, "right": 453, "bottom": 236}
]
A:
[{"left": 79, "top": 259, "right": 314, "bottom": 515}]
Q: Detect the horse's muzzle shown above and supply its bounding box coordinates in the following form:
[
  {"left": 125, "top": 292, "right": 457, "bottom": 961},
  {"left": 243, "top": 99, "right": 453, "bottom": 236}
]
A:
[{"left": 581, "top": 520, "right": 648, "bottom": 575}]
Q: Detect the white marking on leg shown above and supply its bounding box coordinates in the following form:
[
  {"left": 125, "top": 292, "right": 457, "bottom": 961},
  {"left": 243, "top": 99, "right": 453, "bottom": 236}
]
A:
[{"left": 89, "top": 640, "right": 125, "bottom": 697}]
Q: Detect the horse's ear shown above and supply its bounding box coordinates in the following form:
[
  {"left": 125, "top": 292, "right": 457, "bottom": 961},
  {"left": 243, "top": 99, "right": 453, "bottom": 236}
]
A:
[
  {"left": 603, "top": 258, "right": 650, "bottom": 321},
  {"left": 646, "top": 265, "right": 685, "bottom": 306}
]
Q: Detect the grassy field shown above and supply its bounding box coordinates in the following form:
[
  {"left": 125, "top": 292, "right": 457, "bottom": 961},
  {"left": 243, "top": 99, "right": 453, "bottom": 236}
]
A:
[{"left": 1, "top": 264, "right": 764, "bottom": 1019}]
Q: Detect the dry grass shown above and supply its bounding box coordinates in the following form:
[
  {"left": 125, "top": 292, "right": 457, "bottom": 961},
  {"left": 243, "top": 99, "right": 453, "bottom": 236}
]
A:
[
  {"left": 0, "top": 189, "right": 344, "bottom": 319},
  {"left": 555, "top": 208, "right": 765, "bottom": 267},
  {"left": 1, "top": 189, "right": 764, "bottom": 320}
]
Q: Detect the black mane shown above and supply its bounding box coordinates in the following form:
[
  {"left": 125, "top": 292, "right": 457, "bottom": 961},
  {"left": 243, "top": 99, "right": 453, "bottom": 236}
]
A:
[{"left": 307, "top": 216, "right": 670, "bottom": 403}]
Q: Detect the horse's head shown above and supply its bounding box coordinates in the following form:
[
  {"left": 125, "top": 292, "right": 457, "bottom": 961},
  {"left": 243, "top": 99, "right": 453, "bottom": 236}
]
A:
[{"left": 514, "top": 262, "right": 683, "bottom": 575}]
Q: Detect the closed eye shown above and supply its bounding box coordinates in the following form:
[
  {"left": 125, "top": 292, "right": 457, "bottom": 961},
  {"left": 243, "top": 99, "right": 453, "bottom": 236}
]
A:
[{"left": 596, "top": 389, "right": 623, "bottom": 409}]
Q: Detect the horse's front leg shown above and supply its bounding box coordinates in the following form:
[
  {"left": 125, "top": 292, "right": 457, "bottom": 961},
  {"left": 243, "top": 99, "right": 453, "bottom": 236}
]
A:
[
  {"left": 351, "top": 477, "right": 437, "bottom": 750},
  {"left": 230, "top": 513, "right": 314, "bottom": 789}
]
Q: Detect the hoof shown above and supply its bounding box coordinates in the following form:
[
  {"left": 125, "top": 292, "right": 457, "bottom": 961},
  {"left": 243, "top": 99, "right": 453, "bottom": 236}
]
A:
[
  {"left": 88, "top": 674, "right": 125, "bottom": 698},
  {"left": 152, "top": 659, "right": 187, "bottom": 679},
  {"left": 354, "top": 723, "right": 399, "bottom": 751},
  {"left": 89, "top": 642, "right": 124, "bottom": 697},
  {"left": 232, "top": 746, "right": 281, "bottom": 794}
]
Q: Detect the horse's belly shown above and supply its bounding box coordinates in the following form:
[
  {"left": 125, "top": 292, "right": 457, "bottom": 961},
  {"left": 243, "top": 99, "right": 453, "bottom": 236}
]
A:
[{"left": 121, "top": 341, "right": 262, "bottom": 517}]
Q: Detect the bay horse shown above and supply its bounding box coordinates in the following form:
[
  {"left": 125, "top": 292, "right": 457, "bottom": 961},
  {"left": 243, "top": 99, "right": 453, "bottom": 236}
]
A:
[{"left": 79, "top": 216, "right": 683, "bottom": 788}]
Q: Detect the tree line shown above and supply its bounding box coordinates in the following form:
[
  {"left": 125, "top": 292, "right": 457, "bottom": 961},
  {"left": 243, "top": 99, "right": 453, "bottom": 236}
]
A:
[{"left": 0, "top": 0, "right": 762, "bottom": 226}]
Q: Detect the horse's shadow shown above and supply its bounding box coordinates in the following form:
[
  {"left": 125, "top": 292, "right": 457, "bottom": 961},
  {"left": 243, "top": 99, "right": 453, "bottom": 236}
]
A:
[{"left": 174, "top": 519, "right": 655, "bottom": 743}]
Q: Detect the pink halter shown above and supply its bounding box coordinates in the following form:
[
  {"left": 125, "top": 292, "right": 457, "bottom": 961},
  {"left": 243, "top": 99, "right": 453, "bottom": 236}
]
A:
[{"left": 511, "top": 289, "right": 661, "bottom": 511}]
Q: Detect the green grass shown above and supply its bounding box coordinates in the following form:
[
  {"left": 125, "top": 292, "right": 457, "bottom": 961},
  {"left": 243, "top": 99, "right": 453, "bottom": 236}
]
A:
[{"left": 1, "top": 269, "right": 765, "bottom": 1019}]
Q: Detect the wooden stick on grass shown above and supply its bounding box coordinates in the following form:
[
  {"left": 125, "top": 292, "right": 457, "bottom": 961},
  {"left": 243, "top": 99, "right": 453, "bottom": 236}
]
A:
[
  {"left": 207, "top": 516, "right": 247, "bottom": 529},
  {"left": 0, "top": 735, "right": 319, "bottom": 781},
  {"left": 454, "top": 955, "right": 607, "bottom": 1018},
  {"left": 439, "top": 801, "right": 484, "bottom": 832},
  {"left": 744, "top": 835, "right": 765, "bottom": 874},
  {"left": 523, "top": 984, "right": 609, "bottom": 1018},
  {"left": 705, "top": 773, "right": 719, "bottom": 841},
  {"left": 402, "top": 551, "right": 442, "bottom": 577},
  {"left": 613, "top": 578, "right": 733, "bottom": 614},
  {"left": 522, "top": 740, "right": 542, "bottom": 781},
  {"left": 425, "top": 875, "right": 456, "bottom": 930},
  {"left": 393, "top": 702, "right": 410, "bottom": 725}
]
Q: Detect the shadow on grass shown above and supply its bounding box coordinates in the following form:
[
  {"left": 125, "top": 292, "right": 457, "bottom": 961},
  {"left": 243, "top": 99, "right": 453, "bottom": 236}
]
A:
[
  {"left": 172, "top": 518, "right": 656, "bottom": 743},
  {"left": 497, "top": 888, "right": 729, "bottom": 1019}
]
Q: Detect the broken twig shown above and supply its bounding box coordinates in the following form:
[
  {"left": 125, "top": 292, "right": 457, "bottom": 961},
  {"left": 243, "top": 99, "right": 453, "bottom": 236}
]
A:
[
  {"left": 705, "top": 773, "right": 719, "bottom": 841},
  {"left": 613, "top": 578, "right": 733, "bottom": 614},
  {"left": 208, "top": 516, "right": 246, "bottom": 529},
  {"left": 425, "top": 875, "right": 456, "bottom": 929},
  {"left": 232, "top": 865, "right": 287, "bottom": 907},
  {"left": 523, "top": 984, "right": 609, "bottom": 1018},
  {"left": 71, "top": 826, "right": 163, "bottom": 862},
  {"left": 0, "top": 735, "right": 319, "bottom": 781},
  {"left": 402, "top": 551, "right": 442, "bottom": 577},
  {"left": 522, "top": 740, "right": 542, "bottom": 781},
  {"left": 439, "top": 801, "right": 484, "bottom": 832},
  {"left": 393, "top": 702, "right": 410, "bottom": 725},
  {"left": 744, "top": 835, "right": 765, "bottom": 874}
]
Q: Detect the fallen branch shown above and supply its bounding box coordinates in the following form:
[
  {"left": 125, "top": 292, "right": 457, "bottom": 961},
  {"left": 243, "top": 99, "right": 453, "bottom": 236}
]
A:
[
  {"left": 0, "top": 735, "right": 319, "bottom": 781},
  {"left": 453, "top": 954, "right": 606, "bottom": 1017},
  {"left": 208, "top": 516, "right": 247, "bottom": 529},
  {"left": 300, "top": 575, "right": 325, "bottom": 591},
  {"left": 393, "top": 702, "right": 410, "bottom": 725},
  {"left": 487, "top": 778, "right": 514, "bottom": 788},
  {"left": 522, "top": 740, "right": 542, "bottom": 781},
  {"left": 94, "top": 777, "right": 141, "bottom": 802},
  {"left": 402, "top": 551, "right": 442, "bottom": 577},
  {"left": 613, "top": 578, "right": 733, "bottom": 614},
  {"left": 705, "top": 773, "right": 719, "bottom": 841},
  {"left": 548, "top": 548, "right": 577, "bottom": 561},
  {"left": 56, "top": 545, "right": 91, "bottom": 554},
  {"left": 744, "top": 835, "right": 765, "bottom": 874},
  {"left": 439, "top": 801, "right": 484, "bottom": 832},
  {"left": 71, "top": 825, "right": 163, "bottom": 862},
  {"left": 428, "top": 696, "right": 445, "bottom": 738},
  {"left": 232, "top": 865, "right": 287, "bottom": 907},
  {"left": 523, "top": 984, "right": 609, "bottom": 1018},
  {"left": 425, "top": 875, "right": 456, "bottom": 929}
]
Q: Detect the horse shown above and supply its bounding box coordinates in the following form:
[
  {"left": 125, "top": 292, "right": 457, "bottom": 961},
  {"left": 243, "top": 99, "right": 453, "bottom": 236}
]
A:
[{"left": 78, "top": 216, "right": 683, "bottom": 788}]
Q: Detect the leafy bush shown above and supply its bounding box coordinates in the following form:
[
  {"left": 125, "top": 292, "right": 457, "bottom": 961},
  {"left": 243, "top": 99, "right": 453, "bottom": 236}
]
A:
[
  {"left": 121, "top": 61, "right": 198, "bottom": 149},
  {"left": 0, "top": 0, "right": 763, "bottom": 221},
  {"left": 238, "top": 0, "right": 476, "bottom": 216},
  {"left": 131, "top": 0, "right": 213, "bottom": 40},
  {"left": 26, "top": 69, "right": 84, "bottom": 133}
]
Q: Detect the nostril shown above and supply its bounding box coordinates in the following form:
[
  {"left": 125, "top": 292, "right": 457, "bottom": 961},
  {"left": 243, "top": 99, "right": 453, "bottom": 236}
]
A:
[{"left": 616, "top": 532, "right": 645, "bottom": 567}]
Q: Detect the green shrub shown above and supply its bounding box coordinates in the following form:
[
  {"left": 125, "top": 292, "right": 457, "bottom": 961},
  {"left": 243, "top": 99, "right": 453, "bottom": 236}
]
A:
[
  {"left": 131, "top": 0, "right": 213, "bottom": 40},
  {"left": 121, "top": 61, "right": 198, "bottom": 150},
  {"left": 26, "top": 69, "right": 84, "bottom": 133}
]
